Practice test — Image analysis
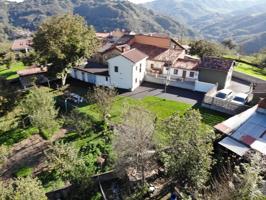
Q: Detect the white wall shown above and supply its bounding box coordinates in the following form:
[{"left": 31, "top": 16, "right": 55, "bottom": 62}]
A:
[
  {"left": 162, "top": 67, "right": 199, "bottom": 80},
  {"left": 195, "top": 80, "right": 216, "bottom": 93},
  {"left": 108, "top": 56, "right": 134, "bottom": 90},
  {"left": 131, "top": 58, "right": 147, "bottom": 91},
  {"left": 70, "top": 69, "right": 110, "bottom": 87}
]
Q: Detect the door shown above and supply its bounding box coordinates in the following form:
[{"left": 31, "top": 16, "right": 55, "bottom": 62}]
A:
[{"left": 182, "top": 70, "right": 186, "bottom": 79}]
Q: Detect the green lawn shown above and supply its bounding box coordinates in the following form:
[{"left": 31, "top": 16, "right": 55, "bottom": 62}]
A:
[
  {"left": 79, "top": 96, "right": 228, "bottom": 126},
  {"left": 0, "top": 62, "right": 26, "bottom": 80},
  {"left": 234, "top": 62, "right": 266, "bottom": 81}
]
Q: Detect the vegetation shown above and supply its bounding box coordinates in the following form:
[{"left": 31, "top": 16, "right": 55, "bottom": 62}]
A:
[
  {"left": 20, "top": 87, "right": 59, "bottom": 139},
  {"left": 0, "top": 0, "right": 194, "bottom": 42},
  {"left": 33, "top": 14, "right": 99, "bottom": 86},
  {"left": 64, "top": 110, "right": 93, "bottom": 136},
  {"left": 235, "top": 62, "right": 266, "bottom": 81},
  {"left": 0, "top": 176, "right": 47, "bottom": 200},
  {"left": 79, "top": 96, "right": 226, "bottom": 126},
  {"left": 0, "top": 145, "right": 9, "bottom": 169},
  {"left": 15, "top": 167, "right": 33, "bottom": 178},
  {"left": 45, "top": 142, "right": 92, "bottom": 184},
  {"left": 0, "top": 62, "right": 25, "bottom": 80},
  {"left": 159, "top": 110, "right": 215, "bottom": 191},
  {"left": 190, "top": 40, "right": 229, "bottom": 58},
  {"left": 113, "top": 106, "right": 155, "bottom": 185},
  {"left": 88, "top": 86, "right": 117, "bottom": 121}
]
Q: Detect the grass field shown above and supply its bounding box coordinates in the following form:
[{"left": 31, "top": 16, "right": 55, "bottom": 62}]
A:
[
  {"left": 235, "top": 62, "right": 266, "bottom": 81},
  {"left": 0, "top": 62, "right": 25, "bottom": 80},
  {"left": 79, "top": 96, "right": 228, "bottom": 126}
]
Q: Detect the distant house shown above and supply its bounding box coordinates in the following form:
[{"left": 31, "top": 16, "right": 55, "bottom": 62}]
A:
[
  {"left": 17, "top": 66, "right": 48, "bottom": 88},
  {"left": 215, "top": 98, "right": 266, "bottom": 156},
  {"left": 71, "top": 49, "right": 148, "bottom": 91},
  {"left": 198, "top": 57, "right": 236, "bottom": 89},
  {"left": 11, "top": 38, "right": 32, "bottom": 53}
]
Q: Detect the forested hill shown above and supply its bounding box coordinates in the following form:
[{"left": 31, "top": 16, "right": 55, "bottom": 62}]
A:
[
  {"left": 0, "top": 0, "right": 195, "bottom": 41},
  {"left": 144, "top": 0, "right": 266, "bottom": 54}
]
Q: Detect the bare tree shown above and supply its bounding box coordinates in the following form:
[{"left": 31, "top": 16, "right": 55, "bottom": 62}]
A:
[
  {"left": 88, "top": 86, "right": 117, "bottom": 121},
  {"left": 113, "top": 106, "right": 155, "bottom": 185}
]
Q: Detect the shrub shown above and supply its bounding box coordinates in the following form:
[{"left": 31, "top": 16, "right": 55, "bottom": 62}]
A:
[{"left": 15, "top": 166, "right": 33, "bottom": 177}]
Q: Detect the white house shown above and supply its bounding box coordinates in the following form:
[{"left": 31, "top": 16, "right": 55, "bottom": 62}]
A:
[
  {"left": 108, "top": 48, "right": 148, "bottom": 91},
  {"left": 71, "top": 49, "right": 148, "bottom": 91}
]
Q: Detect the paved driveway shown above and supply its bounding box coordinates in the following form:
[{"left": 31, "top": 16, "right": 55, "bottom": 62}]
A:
[
  {"left": 229, "top": 78, "right": 251, "bottom": 93},
  {"left": 121, "top": 82, "right": 205, "bottom": 106}
]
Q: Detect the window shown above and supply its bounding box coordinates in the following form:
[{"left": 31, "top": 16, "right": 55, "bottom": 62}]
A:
[
  {"left": 151, "top": 64, "right": 154, "bottom": 69},
  {"left": 105, "top": 77, "right": 108, "bottom": 81},
  {"left": 140, "top": 66, "right": 142, "bottom": 73},
  {"left": 135, "top": 78, "right": 138, "bottom": 83},
  {"left": 174, "top": 69, "right": 178, "bottom": 75},
  {"left": 114, "top": 66, "right": 119, "bottom": 72},
  {"left": 189, "top": 71, "right": 195, "bottom": 78}
]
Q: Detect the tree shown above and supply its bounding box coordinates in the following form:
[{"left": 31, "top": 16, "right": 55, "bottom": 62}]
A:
[
  {"left": 88, "top": 86, "right": 117, "bottom": 121},
  {"left": 0, "top": 145, "right": 9, "bottom": 169},
  {"left": 113, "top": 106, "right": 155, "bottom": 185},
  {"left": 0, "top": 176, "right": 47, "bottom": 200},
  {"left": 20, "top": 87, "right": 59, "bottom": 139},
  {"left": 64, "top": 110, "right": 93, "bottom": 136},
  {"left": 3, "top": 51, "right": 16, "bottom": 69},
  {"left": 222, "top": 39, "right": 237, "bottom": 50},
  {"left": 190, "top": 40, "right": 227, "bottom": 58},
  {"left": 45, "top": 142, "right": 92, "bottom": 186},
  {"left": 32, "top": 14, "right": 99, "bottom": 86},
  {"left": 159, "top": 109, "right": 214, "bottom": 191},
  {"left": 207, "top": 153, "right": 265, "bottom": 200}
]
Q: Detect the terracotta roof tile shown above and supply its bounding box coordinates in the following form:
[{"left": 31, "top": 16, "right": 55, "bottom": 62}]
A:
[
  {"left": 11, "top": 38, "right": 32, "bottom": 51},
  {"left": 200, "top": 57, "right": 235, "bottom": 72},
  {"left": 17, "top": 67, "right": 47, "bottom": 77},
  {"left": 173, "top": 58, "right": 200, "bottom": 70},
  {"left": 121, "top": 48, "right": 148, "bottom": 63}
]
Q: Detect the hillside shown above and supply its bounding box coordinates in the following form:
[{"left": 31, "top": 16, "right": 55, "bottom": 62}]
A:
[
  {"left": 145, "top": 0, "right": 266, "bottom": 53},
  {"left": 144, "top": 0, "right": 261, "bottom": 25},
  {"left": 0, "top": 0, "right": 195, "bottom": 41}
]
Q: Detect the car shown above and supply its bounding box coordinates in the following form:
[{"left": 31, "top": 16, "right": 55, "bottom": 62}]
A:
[
  {"left": 231, "top": 93, "right": 248, "bottom": 105},
  {"left": 215, "top": 89, "right": 233, "bottom": 100},
  {"left": 68, "top": 93, "right": 84, "bottom": 104}
]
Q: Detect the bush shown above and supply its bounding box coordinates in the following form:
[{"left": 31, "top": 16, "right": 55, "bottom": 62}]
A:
[{"left": 15, "top": 166, "right": 33, "bottom": 177}]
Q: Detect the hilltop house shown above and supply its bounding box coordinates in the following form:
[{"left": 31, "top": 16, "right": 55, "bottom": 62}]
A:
[
  {"left": 11, "top": 38, "right": 32, "bottom": 53},
  {"left": 71, "top": 33, "right": 234, "bottom": 92}
]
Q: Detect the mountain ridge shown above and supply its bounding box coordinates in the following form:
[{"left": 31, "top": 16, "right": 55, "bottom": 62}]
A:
[{"left": 0, "top": 0, "right": 195, "bottom": 41}]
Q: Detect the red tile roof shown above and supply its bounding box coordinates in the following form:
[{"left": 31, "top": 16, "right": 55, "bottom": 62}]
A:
[
  {"left": 173, "top": 58, "right": 200, "bottom": 70},
  {"left": 11, "top": 38, "right": 32, "bottom": 51},
  {"left": 121, "top": 48, "right": 148, "bottom": 63},
  {"left": 132, "top": 43, "right": 183, "bottom": 64},
  {"left": 17, "top": 67, "right": 47, "bottom": 77},
  {"left": 200, "top": 57, "right": 235, "bottom": 72}
]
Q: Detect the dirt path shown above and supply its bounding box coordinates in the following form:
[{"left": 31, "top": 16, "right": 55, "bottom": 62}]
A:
[{"left": 1, "top": 129, "right": 66, "bottom": 180}]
